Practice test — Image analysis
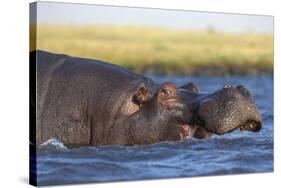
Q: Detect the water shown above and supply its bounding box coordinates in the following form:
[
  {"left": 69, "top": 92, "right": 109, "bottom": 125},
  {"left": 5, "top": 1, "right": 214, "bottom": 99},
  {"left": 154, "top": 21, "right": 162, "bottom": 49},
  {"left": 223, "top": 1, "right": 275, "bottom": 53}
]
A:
[{"left": 36, "top": 75, "right": 273, "bottom": 186}]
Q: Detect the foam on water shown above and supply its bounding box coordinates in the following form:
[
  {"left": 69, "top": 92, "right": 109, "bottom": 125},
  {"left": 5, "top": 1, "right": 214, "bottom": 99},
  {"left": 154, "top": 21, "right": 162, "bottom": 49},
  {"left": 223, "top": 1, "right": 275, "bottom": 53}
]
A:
[{"left": 39, "top": 138, "right": 68, "bottom": 151}]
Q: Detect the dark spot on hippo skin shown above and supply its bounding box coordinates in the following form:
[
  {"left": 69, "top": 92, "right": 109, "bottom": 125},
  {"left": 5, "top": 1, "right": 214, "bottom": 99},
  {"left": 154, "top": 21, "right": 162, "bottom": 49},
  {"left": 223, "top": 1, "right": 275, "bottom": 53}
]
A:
[{"left": 69, "top": 110, "right": 82, "bottom": 122}]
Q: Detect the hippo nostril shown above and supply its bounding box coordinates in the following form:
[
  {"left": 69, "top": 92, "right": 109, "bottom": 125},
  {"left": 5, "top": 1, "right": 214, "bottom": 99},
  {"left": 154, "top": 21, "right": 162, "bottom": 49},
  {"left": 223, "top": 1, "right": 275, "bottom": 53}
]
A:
[
  {"left": 236, "top": 85, "right": 251, "bottom": 97},
  {"left": 236, "top": 85, "right": 244, "bottom": 89}
]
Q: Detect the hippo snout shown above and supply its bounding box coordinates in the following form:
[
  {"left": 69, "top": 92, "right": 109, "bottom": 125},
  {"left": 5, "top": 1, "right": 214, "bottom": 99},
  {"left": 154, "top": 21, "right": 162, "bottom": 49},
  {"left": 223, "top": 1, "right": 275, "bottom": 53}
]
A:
[{"left": 196, "top": 85, "right": 262, "bottom": 135}]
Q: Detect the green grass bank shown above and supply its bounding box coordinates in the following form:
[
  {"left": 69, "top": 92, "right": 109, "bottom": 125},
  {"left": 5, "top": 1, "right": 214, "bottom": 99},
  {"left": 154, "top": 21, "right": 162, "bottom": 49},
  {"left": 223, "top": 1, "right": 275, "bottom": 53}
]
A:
[{"left": 34, "top": 24, "right": 273, "bottom": 76}]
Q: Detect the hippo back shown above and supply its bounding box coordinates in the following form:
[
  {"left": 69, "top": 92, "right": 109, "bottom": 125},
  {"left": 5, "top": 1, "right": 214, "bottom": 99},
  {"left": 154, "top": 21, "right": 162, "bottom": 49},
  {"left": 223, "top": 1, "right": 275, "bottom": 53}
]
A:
[{"left": 34, "top": 50, "right": 156, "bottom": 146}]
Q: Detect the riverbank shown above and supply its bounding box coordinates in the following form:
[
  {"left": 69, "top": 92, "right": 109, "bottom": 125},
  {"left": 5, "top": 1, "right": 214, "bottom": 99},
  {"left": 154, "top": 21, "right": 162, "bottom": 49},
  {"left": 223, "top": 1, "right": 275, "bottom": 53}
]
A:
[
  {"left": 127, "top": 62, "right": 272, "bottom": 76},
  {"left": 34, "top": 24, "right": 273, "bottom": 76}
]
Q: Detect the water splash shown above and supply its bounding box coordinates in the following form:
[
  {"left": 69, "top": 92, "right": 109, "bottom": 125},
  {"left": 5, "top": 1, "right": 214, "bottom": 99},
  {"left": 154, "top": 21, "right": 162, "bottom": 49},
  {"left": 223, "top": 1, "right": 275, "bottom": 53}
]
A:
[{"left": 39, "top": 138, "right": 68, "bottom": 151}]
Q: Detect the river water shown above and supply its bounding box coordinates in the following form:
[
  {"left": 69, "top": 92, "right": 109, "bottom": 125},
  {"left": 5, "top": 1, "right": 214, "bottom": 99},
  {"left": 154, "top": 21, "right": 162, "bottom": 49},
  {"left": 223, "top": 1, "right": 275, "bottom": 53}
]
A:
[{"left": 36, "top": 75, "right": 273, "bottom": 186}]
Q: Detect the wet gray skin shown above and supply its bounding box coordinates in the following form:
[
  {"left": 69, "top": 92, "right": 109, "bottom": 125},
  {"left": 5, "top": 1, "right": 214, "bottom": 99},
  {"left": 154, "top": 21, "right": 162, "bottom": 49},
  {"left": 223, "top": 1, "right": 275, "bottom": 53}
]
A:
[
  {"left": 34, "top": 50, "right": 262, "bottom": 146},
  {"left": 177, "top": 83, "right": 262, "bottom": 139}
]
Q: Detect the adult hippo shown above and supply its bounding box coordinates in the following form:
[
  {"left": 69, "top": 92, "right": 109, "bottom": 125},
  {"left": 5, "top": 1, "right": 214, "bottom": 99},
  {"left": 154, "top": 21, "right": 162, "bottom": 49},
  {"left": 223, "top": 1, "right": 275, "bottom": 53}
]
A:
[{"left": 31, "top": 50, "right": 262, "bottom": 146}]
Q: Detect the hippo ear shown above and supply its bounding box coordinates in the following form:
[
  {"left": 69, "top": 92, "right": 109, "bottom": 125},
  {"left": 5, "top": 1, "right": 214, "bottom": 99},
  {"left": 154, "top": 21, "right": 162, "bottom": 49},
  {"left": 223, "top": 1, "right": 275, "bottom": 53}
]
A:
[
  {"left": 135, "top": 86, "right": 146, "bottom": 103},
  {"left": 179, "top": 82, "right": 199, "bottom": 93},
  {"left": 119, "top": 84, "right": 148, "bottom": 116}
]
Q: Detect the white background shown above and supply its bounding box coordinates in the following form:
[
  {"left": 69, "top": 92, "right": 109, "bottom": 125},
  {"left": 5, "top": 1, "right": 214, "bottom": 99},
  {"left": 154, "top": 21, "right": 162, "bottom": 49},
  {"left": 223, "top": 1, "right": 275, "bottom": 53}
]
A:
[{"left": 0, "top": 0, "right": 279, "bottom": 187}]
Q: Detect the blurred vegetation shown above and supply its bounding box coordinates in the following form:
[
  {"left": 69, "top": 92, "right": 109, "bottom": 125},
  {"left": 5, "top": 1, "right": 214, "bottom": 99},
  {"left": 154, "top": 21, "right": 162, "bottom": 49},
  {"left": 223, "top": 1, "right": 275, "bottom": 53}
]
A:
[{"left": 34, "top": 24, "right": 273, "bottom": 75}]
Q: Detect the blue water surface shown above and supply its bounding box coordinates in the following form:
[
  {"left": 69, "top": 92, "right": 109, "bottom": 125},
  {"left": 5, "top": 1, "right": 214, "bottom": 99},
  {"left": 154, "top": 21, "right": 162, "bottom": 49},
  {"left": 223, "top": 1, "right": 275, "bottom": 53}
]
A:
[{"left": 36, "top": 75, "right": 273, "bottom": 186}]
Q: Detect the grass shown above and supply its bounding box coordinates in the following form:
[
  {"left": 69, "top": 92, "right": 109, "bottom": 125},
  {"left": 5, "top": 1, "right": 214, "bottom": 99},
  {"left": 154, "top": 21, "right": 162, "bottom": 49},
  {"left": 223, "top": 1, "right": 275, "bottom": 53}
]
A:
[{"left": 33, "top": 24, "right": 273, "bottom": 75}]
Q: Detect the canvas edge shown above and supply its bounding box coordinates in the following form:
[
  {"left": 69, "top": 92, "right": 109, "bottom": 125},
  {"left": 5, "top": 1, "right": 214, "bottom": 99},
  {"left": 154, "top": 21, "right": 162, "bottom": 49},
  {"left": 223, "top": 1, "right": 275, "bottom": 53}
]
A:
[{"left": 29, "top": 1, "right": 37, "bottom": 187}]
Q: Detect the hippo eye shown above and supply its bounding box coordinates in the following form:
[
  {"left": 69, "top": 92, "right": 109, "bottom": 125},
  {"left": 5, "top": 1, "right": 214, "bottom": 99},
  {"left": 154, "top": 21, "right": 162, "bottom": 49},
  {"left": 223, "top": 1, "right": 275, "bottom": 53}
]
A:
[{"left": 162, "top": 89, "right": 172, "bottom": 95}]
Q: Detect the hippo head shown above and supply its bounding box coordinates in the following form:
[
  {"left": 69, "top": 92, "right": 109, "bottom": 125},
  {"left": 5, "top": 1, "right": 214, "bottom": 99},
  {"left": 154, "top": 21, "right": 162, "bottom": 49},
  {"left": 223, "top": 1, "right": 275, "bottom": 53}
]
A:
[
  {"left": 177, "top": 82, "right": 262, "bottom": 139},
  {"left": 129, "top": 81, "right": 262, "bottom": 144}
]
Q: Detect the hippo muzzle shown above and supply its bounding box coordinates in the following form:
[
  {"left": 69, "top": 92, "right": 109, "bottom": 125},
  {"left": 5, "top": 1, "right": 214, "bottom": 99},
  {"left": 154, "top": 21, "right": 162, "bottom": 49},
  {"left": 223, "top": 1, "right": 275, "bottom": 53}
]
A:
[{"left": 194, "top": 84, "right": 262, "bottom": 135}]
